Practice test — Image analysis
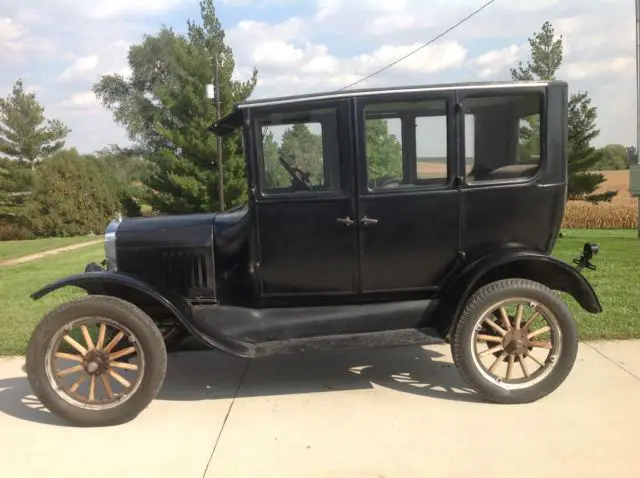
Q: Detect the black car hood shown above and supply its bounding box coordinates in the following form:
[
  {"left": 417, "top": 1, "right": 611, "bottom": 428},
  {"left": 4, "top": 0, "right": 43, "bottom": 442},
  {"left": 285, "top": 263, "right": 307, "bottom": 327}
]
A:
[{"left": 116, "top": 213, "right": 217, "bottom": 249}]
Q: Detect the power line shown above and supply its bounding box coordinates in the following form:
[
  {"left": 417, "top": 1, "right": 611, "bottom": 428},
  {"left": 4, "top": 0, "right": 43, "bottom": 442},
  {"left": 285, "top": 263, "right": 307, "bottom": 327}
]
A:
[{"left": 338, "top": 0, "right": 498, "bottom": 91}]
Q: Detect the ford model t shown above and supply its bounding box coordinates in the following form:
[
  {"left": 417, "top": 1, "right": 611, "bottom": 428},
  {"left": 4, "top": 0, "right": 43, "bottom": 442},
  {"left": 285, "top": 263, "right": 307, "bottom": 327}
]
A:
[{"left": 25, "top": 80, "right": 601, "bottom": 426}]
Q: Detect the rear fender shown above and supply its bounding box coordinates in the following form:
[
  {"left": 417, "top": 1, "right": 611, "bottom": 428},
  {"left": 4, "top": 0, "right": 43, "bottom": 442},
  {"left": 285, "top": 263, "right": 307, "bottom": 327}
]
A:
[
  {"left": 437, "top": 250, "right": 602, "bottom": 340},
  {"left": 31, "top": 272, "right": 244, "bottom": 356}
]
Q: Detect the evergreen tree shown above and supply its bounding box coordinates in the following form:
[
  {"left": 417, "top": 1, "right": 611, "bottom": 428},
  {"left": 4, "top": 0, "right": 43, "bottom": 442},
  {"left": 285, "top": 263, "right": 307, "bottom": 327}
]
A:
[
  {"left": 511, "top": 21, "right": 611, "bottom": 201},
  {"left": 0, "top": 79, "right": 70, "bottom": 170},
  {"left": 93, "top": 0, "right": 257, "bottom": 214}
]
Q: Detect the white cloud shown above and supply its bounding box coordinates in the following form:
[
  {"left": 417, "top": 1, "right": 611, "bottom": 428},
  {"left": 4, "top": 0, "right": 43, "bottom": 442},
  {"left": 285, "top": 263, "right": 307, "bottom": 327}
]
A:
[
  {"left": 57, "top": 55, "right": 100, "bottom": 81},
  {"left": 251, "top": 40, "right": 305, "bottom": 67},
  {"left": 470, "top": 44, "right": 524, "bottom": 79},
  {"left": 563, "top": 56, "right": 635, "bottom": 80},
  {"left": 60, "top": 0, "right": 188, "bottom": 19},
  {"left": 58, "top": 91, "right": 99, "bottom": 109}
]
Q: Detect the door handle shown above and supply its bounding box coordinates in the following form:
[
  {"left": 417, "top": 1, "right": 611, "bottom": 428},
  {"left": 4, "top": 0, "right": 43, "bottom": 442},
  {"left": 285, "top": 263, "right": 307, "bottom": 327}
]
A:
[
  {"left": 337, "top": 216, "right": 355, "bottom": 226},
  {"left": 360, "top": 216, "right": 379, "bottom": 226}
]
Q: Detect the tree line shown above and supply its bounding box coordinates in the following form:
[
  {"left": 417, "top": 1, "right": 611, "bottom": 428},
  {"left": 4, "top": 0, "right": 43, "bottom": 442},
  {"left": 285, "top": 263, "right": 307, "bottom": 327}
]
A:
[{"left": 0, "top": 8, "right": 630, "bottom": 240}]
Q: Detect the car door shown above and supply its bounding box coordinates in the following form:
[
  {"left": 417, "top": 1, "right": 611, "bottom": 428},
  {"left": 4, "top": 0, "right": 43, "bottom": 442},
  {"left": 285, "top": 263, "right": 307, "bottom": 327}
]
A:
[
  {"left": 250, "top": 98, "right": 358, "bottom": 298},
  {"left": 354, "top": 91, "right": 460, "bottom": 293}
]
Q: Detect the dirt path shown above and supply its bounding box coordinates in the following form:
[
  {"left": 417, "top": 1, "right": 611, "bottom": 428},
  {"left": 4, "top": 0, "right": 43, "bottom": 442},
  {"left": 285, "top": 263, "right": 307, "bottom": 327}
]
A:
[{"left": 0, "top": 239, "right": 103, "bottom": 267}]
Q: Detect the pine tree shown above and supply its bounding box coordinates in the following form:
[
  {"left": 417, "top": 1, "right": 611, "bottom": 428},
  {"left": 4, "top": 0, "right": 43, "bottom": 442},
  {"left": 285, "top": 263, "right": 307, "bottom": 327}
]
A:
[
  {"left": 0, "top": 79, "right": 70, "bottom": 170},
  {"left": 93, "top": 0, "right": 257, "bottom": 213},
  {"left": 511, "top": 21, "right": 610, "bottom": 201}
]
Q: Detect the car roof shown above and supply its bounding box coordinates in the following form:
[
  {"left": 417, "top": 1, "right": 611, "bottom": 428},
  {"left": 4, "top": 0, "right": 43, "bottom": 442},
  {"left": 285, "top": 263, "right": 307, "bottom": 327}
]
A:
[{"left": 236, "top": 80, "right": 565, "bottom": 109}]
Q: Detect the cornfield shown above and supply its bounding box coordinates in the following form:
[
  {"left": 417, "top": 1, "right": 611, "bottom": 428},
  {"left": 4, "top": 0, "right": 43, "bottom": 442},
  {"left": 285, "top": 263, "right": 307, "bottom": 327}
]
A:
[{"left": 562, "top": 170, "right": 638, "bottom": 229}]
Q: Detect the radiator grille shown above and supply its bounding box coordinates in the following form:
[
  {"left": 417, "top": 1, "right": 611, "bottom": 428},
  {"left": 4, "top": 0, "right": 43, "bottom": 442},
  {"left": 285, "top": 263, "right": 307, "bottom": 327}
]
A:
[{"left": 160, "top": 250, "right": 210, "bottom": 291}]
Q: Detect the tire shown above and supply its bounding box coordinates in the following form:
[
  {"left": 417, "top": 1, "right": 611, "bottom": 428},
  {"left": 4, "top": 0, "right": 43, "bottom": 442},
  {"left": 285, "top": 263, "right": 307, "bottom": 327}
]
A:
[
  {"left": 26, "top": 295, "right": 167, "bottom": 427},
  {"left": 451, "top": 278, "right": 578, "bottom": 404}
]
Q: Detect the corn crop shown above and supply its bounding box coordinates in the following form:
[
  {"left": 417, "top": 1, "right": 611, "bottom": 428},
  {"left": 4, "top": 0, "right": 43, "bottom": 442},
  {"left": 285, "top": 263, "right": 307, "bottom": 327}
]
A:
[{"left": 562, "top": 199, "right": 637, "bottom": 229}]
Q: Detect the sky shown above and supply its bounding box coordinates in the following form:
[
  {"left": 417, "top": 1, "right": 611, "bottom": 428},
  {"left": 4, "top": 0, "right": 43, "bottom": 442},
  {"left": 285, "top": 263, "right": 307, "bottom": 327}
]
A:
[{"left": 0, "top": 0, "right": 636, "bottom": 154}]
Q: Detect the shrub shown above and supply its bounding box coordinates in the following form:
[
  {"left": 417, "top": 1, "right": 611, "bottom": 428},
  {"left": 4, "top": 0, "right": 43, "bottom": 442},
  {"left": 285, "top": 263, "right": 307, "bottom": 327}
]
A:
[{"left": 21, "top": 150, "right": 121, "bottom": 237}]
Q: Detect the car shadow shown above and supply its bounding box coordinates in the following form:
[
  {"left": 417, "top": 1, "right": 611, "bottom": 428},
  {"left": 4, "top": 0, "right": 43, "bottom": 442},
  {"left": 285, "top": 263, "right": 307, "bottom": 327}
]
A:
[{"left": 0, "top": 344, "right": 478, "bottom": 427}]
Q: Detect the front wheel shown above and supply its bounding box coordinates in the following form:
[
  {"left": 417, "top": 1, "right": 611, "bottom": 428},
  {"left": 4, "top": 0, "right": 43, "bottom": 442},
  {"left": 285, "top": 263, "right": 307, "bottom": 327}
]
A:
[
  {"left": 451, "top": 278, "right": 578, "bottom": 404},
  {"left": 26, "top": 295, "right": 167, "bottom": 426}
]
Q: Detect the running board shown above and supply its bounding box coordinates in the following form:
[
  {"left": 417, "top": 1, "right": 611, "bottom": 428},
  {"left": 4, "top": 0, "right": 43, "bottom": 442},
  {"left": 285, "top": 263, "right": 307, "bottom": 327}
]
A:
[{"left": 254, "top": 327, "right": 444, "bottom": 357}]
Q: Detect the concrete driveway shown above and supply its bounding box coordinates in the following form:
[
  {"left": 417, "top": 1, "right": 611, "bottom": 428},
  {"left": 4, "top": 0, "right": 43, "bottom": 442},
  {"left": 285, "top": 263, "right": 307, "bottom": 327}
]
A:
[{"left": 1, "top": 340, "right": 639, "bottom": 478}]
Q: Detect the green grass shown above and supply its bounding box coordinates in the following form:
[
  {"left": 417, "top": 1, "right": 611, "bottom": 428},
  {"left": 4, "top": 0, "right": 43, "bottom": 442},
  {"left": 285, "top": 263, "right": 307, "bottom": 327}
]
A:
[
  {"left": 0, "top": 236, "right": 97, "bottom": 262},
  {"left": 0, "top": 244, "right": 104, "bottom": 355},
  {"left": 553, "top": 229, "right": 640, "bottom": 341},
  {"left": 0, "top": 229, "right": 638, "bottom": 356}
]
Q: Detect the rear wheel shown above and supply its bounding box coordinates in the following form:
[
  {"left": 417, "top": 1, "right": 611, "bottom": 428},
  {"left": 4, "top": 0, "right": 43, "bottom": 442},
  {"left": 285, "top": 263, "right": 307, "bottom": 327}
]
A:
[
  {"left": 26, "top": 295, "right": 167, "bottom": 426},
  {"left": 451, "top": 279, "right": 578, "bottom": 404}
]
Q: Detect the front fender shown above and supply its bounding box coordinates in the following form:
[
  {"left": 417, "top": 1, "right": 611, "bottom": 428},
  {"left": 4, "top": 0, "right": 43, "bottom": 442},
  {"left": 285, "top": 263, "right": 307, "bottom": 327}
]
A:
[
  {"left": 438, "top": 249, "right": 602, "bottom": 338},
  {"left": 31, "top": 271, "right": 244, "bottom": 356}
]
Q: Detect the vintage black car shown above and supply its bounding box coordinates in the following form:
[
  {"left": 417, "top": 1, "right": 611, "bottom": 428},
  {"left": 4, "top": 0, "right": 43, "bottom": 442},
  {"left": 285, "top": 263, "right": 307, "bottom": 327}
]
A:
[{"left": 25, "top": 79, "right": 601, "bottom": 426}]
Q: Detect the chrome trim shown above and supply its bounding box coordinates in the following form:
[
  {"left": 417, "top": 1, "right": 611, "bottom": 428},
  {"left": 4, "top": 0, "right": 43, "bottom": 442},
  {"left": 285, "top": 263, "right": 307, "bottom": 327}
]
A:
[
  {"left": 236, "top": 81, "right": 552, "bottom": 109},
  {"left": 104, "top": 214, "right": 122, "bottom": 271}
]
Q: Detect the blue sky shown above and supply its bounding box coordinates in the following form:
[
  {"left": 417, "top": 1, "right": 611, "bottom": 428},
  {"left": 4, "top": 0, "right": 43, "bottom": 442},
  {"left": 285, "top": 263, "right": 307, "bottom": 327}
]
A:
[{"left": 0, "top": 0, "right": 636, "bottom": 153}]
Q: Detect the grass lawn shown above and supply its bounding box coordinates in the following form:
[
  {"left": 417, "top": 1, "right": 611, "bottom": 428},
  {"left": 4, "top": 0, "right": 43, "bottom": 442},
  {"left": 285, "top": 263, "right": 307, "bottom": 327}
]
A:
[
  {"left": 0, "top": 229, "right": 638, "bottom": 356},
  {"left": 0, "top": 236, "right": 98, "bottom": 262}
]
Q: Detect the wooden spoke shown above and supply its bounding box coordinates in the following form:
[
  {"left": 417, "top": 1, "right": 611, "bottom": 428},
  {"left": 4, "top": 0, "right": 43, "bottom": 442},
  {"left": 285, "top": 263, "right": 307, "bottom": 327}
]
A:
[
  {"left": 110, "top": 361, "right": 138, "bottom": 371},
  {"left": 526, "top": 351, "right": 546, "bottom": 367},
  {"left": 514, "top": 304, "right": 524, "bottom": 330},
  {"left": 80, "top": 325, "right": 94, "bottom": 350},
  {"left": 522, "top": 311, "right": 541, "bottom": 332},
  {"left": 506, "top": 355, "right": 515, "bottom": 380},
  {"left": 54, "top": 352, "right": 83, "bottom": 362},
  {"left": 104, "top": 331, "right": 124, "bottom": 353},
  {"left": 489, "top": 352, "right": 508, "bottom": 374},
  {"left": 518, "top": 354, "right": 530, "bottom": 377},
  {"left": 479, "top": 344, "right": 504, "bottom": 357},
  {"left": 57, "top": 364, "right": 84, "bottom": 377},
  {"left": 63, "top": 335, "right": 88, "bottom": 356},
  {"left": 109, "top": 346, "right": 137, "bottom": 361},
  {"left": 527, "top": 326, "right": 551, "bottom": 340},
  {"left": 483, "top": 318, "right": 507, "bottom": 337},
  {"left": 530, "top": 341, "right": 552, "bottom": 349},
  {"left": 88, "top": 376, "right": 96, "bottom": 402},
  {"left": 96, "top": 323, "right": 107, "bottom": 349},
  {"left": 498, "top": 307, "right": 512, "bottom": 330},
  {"left": 109, "top": 369, "right": 131, "bottom": 388},
  {"left": 69, "top": 375, "right": 88, "bottom": 393},
  {"left": 477, "top": 334, "right": 503, "bottom": 343},
  {"left": 101, "top": 375, "right": 114, "bottom": 399}
]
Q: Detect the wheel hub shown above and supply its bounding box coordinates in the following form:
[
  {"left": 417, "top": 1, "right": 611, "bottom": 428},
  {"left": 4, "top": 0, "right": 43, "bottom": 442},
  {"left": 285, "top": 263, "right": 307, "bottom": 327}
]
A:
[
  {"left": 83, "top": 349, "right": 110, "bottom": 375},
  {"left": 502, "top": 329, "right": 529, "bottom": 355}
]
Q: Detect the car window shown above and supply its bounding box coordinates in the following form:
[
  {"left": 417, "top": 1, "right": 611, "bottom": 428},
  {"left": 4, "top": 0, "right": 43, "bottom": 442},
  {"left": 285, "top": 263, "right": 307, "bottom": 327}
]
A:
[
  {"left": 363, "top": 99, "right": 448, "bottom": 190},
  {"left": 463, "top": 93, "right": 542, "bottom": 183},
  {"left": 258, "top": 108, "right": 341, "bottom": 195}
]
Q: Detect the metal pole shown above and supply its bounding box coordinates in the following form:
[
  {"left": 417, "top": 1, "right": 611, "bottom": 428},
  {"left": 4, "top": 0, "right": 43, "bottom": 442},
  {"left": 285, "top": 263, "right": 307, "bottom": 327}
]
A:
[
  {"left": 636, "top": 0, "right": 640, "bottom": 165},
  {"left": 636, "top": 0, "right": 640, "bottom": 237},
  {"left": 214, "top": 57, "right": 225, "bottom": 211}
]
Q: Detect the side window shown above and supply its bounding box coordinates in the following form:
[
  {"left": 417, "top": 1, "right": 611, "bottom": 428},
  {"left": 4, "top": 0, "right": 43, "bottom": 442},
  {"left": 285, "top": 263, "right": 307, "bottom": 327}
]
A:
[
  {"left": 363, "top": 99, "right": 448, "bottom": 190},
  {"left": 258, "top": 108, "right": 340, "bottom": 195},
  {"left": 463, "top": 93, "right": 542, "bottom": 183}
]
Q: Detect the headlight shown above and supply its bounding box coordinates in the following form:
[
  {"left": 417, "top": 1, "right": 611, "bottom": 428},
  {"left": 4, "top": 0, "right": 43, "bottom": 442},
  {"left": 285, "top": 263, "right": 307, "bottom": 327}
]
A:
[{"left": 104, "top": 214, "right": 122, "bottom": 271}]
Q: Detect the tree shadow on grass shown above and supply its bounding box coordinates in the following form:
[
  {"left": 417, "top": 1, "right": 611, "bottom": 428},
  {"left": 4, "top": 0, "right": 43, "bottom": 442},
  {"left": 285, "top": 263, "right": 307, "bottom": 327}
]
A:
[{"left": 0, "top": 344, "right": 479, "bottom": 427}]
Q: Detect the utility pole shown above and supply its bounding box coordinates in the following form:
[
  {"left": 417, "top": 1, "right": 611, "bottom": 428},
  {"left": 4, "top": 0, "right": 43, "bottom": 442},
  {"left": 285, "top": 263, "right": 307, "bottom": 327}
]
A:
[{"left": 214, "top": 57, "right": 225, "bottom": 211}]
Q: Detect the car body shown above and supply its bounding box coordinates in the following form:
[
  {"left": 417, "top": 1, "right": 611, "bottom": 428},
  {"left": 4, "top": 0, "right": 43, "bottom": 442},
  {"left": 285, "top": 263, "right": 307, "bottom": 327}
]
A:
[{"left": 25, "top": 79, "right": 601, "bottom": 426}]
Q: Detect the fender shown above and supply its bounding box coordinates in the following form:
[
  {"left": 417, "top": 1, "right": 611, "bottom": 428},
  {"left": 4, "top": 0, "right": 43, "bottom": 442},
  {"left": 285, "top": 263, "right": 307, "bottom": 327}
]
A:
[
  {"left": 437, "top": 249, "right": 603, "bottom": 339},
  {"left": 30, "top": 271, "right": 254, "bottom": 357}
]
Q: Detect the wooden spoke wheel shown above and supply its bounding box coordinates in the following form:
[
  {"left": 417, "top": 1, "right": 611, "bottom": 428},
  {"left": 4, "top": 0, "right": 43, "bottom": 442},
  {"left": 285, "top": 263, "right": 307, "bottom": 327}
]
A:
[
  {"left": 45, "top": 318, "right": 145, "bottom": 410},
  {"left": 26, "top": 296, "right": 167, "bottom": 426},
  {"left": 451, "top": 279, "right": 578, "bottom": 404}
]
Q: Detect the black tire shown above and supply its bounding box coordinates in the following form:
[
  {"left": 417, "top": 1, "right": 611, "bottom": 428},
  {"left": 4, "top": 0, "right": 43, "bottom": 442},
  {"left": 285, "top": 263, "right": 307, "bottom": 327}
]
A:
[
  {"left": 451, "top": 278, "right": 578, "bottom": 404},
  {"left": 26, "top": 295, "right": 167, "bottom": 427}
]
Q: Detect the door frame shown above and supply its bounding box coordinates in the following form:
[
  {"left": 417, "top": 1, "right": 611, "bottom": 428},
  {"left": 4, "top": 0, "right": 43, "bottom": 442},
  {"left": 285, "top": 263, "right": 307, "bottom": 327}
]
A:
[
  {"left": 352, "top": 89, "right": 462, "bottom": 295},
  {"left": 245, "top": 98, "right": 359, "bottom": 301}
]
